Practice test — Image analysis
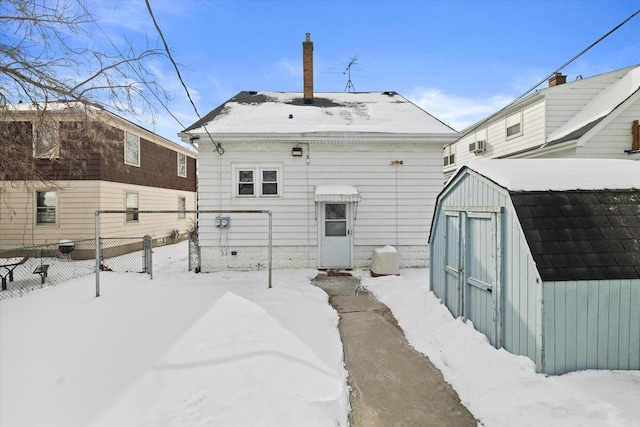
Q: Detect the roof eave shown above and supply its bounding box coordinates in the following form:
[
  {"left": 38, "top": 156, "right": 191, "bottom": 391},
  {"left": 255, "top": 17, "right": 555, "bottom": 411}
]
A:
[{"left": 190, "top": 131, "right": 459, "bottom": 144}]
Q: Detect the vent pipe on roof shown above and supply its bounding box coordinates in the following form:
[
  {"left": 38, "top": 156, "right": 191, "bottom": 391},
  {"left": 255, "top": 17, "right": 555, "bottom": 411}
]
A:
[
  {"left": 548, "top": 71, "right": 567, "bottom": 87},
  {"left": 303, "top": 33, "right": 314, "bottom": 104}
]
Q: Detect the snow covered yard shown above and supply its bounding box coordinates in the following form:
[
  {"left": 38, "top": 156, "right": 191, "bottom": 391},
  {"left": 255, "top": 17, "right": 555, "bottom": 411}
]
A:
[
  {"left": 358, "top": 270, "right": 640, "bottom": 427},
  {"left": 0, "top": 242, "right": 349, "bottom": 427},
  {"left": 1, "top": 241, "right": 639, "bottom": 427}
]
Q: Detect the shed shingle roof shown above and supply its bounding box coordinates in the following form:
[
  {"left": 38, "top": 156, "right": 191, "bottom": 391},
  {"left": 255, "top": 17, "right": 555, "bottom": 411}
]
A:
[{"left": 511, "top": 190, "right": 640, "bottom": 281}]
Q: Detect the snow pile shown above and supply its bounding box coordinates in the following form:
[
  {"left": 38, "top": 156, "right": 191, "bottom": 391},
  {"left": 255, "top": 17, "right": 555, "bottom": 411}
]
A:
[
  {"left": 466, "top": 158, "right": 640, "bottom": 191},
  {"left": 2, "top": 243, "right": 639, "bottom": 426},
  {"left": 0, "top": 243, "right": 349, "bottom": 427},
  {"left": 358, "top": 269, "right": 640, "bottom": 427}
]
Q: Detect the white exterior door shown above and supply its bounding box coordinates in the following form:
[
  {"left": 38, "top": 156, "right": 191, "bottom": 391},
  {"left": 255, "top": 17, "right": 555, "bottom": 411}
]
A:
[{"left": 319, "top": 203, "right": 352, "bottom": 269}]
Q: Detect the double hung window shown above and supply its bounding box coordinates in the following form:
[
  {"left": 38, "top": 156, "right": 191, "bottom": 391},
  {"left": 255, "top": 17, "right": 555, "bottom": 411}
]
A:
[
  {"left": 178, "top": 197, "right": 186, "bottom": 219},
  {"left": 234, "top": 165, "right": 282, "bottom": 198},
  {"left": 36, "top": 190, "right": 57, "bottom": 225},
  {"left": 33, "top": 120, "right": 59, "bottom": 158},
  {"left": 506, "top": 111, "right": 522, "bottom": 138},
  {"left": 125, "top": 132, "right": 140, "bottom": 166},
  {"left": 126, "top": 192, "right": 139, "bottom": 222},
  {"left": 178, "top": 153, "right": 187, "bottom": 177}
]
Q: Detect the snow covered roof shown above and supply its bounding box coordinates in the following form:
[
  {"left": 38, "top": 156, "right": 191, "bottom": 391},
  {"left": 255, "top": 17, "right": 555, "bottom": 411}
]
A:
[
  {"left": 455, "top": 64, "right": 639, "bottom": 138},
  {"left": 464, "top": 159, "right": 640, "bottom": 191},
  {"left": 314, "top": 185, "right": 361, "bottom": 202},
  {"left": 182, "top": 91, "right": 457, "bottom": 135},
  {"left": 546, "top": 65, "right": 640, "bottom": 144},
  {"left": 4, "top": 101, "right": 197, "bottom": 155}
]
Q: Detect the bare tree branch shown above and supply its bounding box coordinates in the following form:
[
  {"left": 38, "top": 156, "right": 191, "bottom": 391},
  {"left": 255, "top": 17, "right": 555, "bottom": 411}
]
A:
[{"left": 1, "top": 0, "right": 170, "bottom": 192}]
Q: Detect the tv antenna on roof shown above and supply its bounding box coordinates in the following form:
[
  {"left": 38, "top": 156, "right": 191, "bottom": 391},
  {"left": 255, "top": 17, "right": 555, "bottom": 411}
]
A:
[{"left": 344, "top": 57, "right": 358, "bottom": 92}]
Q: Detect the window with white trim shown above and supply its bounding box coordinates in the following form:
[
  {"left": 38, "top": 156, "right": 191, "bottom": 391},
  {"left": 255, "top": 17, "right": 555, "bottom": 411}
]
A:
[
  {"left": 233, "top": 165, "right": 282, "bottom": 197},
  {"left": 475, "top": 128, "right": 487, "bottom": 143},
  {"left": 36, "top": 190, "right": 57, "bottom": 225},
  {"left": 33, "top": 120, "right": 60, "bottom": 158},
  {"left": 177, "top": 153, "right": 187, "bottom": 177},
  {"left": 125, "top": 131, "right": 140, "bottom": 166},
  {"left": 506, "top": 111, "right": 522, "bottom": 138},
  {"left": 125, "top": 192, "right": 139, "bottom": 222},
  {"left": 178, "top": 196, "right": 186, "bottom": 219},
  {"left": 443, "top": 145, "right": 455, "bottom": 166}
]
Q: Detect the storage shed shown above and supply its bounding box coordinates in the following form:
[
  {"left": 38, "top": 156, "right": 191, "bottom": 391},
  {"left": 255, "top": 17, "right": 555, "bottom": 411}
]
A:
[{"left": 429, "top": 159, "right": 640, "bottom": 375}]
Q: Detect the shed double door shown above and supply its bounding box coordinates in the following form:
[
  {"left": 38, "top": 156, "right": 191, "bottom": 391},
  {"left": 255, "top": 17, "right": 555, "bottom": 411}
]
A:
[{"left": 444, "top": 209, "right": 502, "bottom": 348}]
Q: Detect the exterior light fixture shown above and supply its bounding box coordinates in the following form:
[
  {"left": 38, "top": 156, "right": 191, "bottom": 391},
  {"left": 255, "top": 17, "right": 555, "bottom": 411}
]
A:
[{"left": 292, "top": 147, "right": 303, "bottom": 157}]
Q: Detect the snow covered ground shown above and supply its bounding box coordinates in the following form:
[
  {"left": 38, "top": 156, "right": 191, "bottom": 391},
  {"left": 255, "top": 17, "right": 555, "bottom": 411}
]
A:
[{"left": 1, "top": 241, "right": 638, "bottom": 426}]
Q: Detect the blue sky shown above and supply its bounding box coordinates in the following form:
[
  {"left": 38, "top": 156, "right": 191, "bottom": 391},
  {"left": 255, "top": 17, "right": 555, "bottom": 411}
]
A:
[{"left": 90, "top": 0, "right": 640, "bottom": 141}]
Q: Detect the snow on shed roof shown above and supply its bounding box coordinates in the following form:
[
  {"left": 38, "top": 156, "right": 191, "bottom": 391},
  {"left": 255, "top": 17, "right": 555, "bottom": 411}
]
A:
[
  {"left": 183, "top": 91, "right": 457, "bottom": 135},
  {"left": 465, "top": 159, "right": 640, "bottom": 191}
]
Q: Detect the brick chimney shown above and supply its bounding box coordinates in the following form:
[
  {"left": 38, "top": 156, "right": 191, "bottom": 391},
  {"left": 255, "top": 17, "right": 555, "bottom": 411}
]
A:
[
  {"left": 548, "top": 71, "right": 567, "bottom": 87},
  {"left": 303, "top": 33, "right": 313, "bottom": 104}
]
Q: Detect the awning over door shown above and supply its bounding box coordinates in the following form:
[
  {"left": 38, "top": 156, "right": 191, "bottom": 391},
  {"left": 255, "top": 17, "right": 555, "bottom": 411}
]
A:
[{"left": 314, "top": 185, "right": 361, "bottom": 202}]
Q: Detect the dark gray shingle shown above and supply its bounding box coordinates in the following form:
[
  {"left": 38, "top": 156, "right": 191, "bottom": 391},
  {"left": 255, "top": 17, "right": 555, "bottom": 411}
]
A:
[{"left": 511, "top": 190, "right": 640, "bottom": 281}]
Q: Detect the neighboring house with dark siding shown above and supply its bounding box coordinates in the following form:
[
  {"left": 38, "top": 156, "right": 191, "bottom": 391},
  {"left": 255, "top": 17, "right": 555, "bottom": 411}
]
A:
[{"left": 0, "top": 102, "right": 197, "bottom": 250}]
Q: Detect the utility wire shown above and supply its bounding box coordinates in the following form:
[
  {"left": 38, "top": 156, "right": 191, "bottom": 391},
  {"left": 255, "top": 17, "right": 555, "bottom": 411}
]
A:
[
  {"left": 455, "top": 8, "right": 640, "bottom": 138},
  {"left": 145, "top": 0, "right": 224, "bottom": 154},
  {"left": 77, "top": 1, "right": 188, "bottom": 134},
  {"left": 514, "top": 8, "right": 640, "bottom": 103}
]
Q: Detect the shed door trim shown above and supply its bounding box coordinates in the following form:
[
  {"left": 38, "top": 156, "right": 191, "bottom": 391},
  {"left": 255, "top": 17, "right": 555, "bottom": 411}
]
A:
[{"left": 444, "top": 207, "right": 503, "bottom": 349}]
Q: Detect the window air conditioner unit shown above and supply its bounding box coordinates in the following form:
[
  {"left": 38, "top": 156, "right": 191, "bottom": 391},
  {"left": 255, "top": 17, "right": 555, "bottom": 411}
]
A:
[{"left": 469, "top": 140, "right": 486, "bottom": 154}]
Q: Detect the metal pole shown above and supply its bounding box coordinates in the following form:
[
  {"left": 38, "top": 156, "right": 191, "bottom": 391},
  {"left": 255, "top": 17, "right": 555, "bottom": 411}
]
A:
[
  {"left": 95, "top": 211, "right": 100, "bottom": 297},
  {"left": 268, "top": 210, "right": 272, "bottom": 289}
]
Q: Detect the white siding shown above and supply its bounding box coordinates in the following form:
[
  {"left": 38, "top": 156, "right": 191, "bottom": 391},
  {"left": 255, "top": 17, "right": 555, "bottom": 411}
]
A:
[
  {"left": 197, "top": 142, "right": 444, "bottom": 270},
  {"left": 443, "top": 67, "right": 638, "bottom": 181},
  {"left": 444, "top": 99, "right": 547, "bottom": 181},
  {"left": 0, "top": 181, "right": 196, "bottom": 249},
  {"left": 577, "top": 97, "right": 640, "bottom": 158}
]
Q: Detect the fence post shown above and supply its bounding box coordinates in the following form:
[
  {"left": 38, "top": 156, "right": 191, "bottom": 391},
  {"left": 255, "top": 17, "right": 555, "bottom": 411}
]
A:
[
  {"left": 95, "top": 211, "right": 101, "bottom": 297},
  {"left": 143, "top": 235, "right": 153, "bottom": 279},
  {"left": 188, "top": 233, "right": 193, "bottom": 271}
]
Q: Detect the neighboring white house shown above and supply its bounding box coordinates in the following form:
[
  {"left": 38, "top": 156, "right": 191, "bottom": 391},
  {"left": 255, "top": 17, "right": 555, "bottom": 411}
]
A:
[
  {"left": 179, "top": 34, "right": 458, "bottom": 272},
  {"left": 444, "top": 64, "right": 640, "bottom": 181}
]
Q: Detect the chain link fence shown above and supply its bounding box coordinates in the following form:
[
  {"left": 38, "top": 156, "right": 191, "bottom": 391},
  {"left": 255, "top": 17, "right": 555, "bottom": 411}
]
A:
[{"left": 0, "top": 237, "right": 146, "bottom": 300}]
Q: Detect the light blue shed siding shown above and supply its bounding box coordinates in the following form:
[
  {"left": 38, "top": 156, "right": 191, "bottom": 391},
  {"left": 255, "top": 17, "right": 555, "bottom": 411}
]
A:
[
  {"left": 542, "top": 279, "right": 640, "bottom": 375},
  {"left": 430, "top": 171, "right": 542, "bottom": 364}
]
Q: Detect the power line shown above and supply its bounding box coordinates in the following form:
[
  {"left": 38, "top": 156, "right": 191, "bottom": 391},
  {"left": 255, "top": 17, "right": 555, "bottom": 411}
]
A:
[
  {"left": 455, "top": 7, "right": 640, "bottom": 138},
  {"left": 514, "top": 8, "right": 640, "bottom": 102},
  {"left": 144, "top": 0, "right": 224, "bottom": 154},
  {"left": 77, "top": 1, "right": 187, "bottom": 133}
]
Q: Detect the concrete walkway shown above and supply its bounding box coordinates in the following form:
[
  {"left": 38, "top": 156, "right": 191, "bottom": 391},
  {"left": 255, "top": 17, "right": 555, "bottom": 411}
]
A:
[{"left": 313, "top": 273, "right": 477, "bottom": 427}]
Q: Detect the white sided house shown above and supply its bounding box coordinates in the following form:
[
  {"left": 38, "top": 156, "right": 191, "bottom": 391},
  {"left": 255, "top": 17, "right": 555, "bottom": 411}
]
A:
[
  {"left": 444, "top": 64, "right": 640, "bottom": 181},
  {"left": 179, "top": 35, "right": 458, "bottom": 272}
]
